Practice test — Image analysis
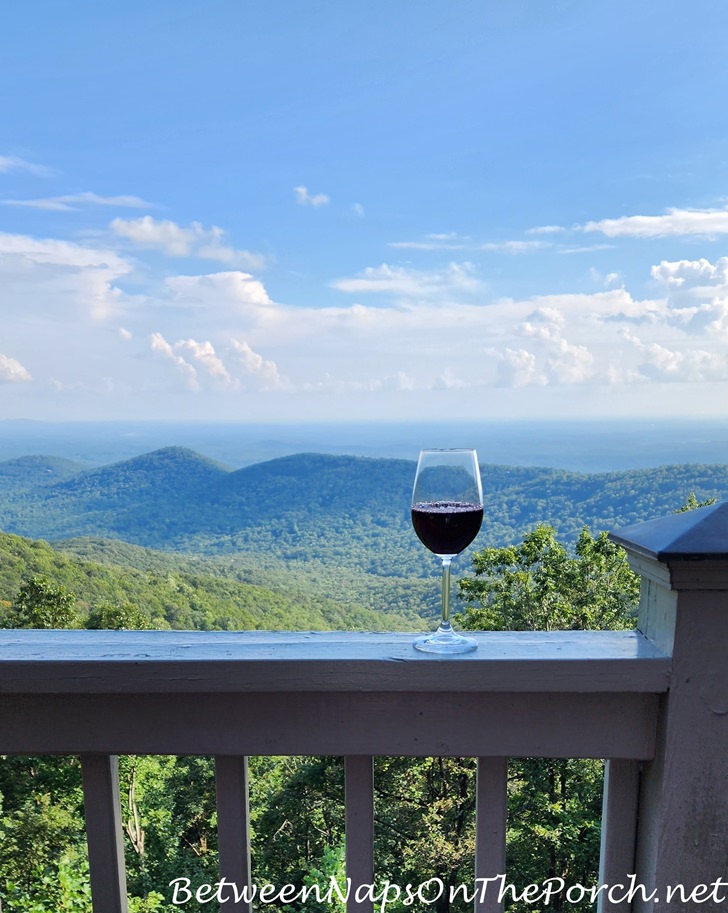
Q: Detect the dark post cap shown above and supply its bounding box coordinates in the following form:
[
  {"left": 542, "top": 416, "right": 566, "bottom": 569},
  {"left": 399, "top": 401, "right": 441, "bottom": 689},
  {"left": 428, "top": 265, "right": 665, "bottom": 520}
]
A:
[{"left": 609, "top": 500, "right": 728, "bottom": 562}]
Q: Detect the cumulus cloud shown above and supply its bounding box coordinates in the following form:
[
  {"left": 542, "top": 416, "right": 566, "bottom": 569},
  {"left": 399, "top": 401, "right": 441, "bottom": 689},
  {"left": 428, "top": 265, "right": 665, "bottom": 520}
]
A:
[
  {"left": 293, "top": 186, "right": 330, "bottom": 207},
  {"left": 150, "top": 332, "right": 199, "bottom": 390},
  {"left": 506, "top": 306, "right": 596, "bottom": 385},
  {"left": 3, "top": 192, "right": 153, "bottom": 211},
  {"left": 150, "top": 333, "right": 245, "bottom": 390},
  {"left": 620, "top": 328, "right": 728, "bottom": 382},
  {"left": 0, "top": 354, "right": 31, "bottom": 382},
  {"left": 230, "top": 339, "right": 287, "bottom": 389},
  {"left": 584, "top": 205, "right": 728, "bottom": 238},
  {"left": 176, "top": 339, "right": 236, "bottom": 388},
  {"left": 520, "top": 307, "right": 566, "bottom": 341},
  {"left": 111, "top": 217, "right": 266, "bottom": 270},
  {"left": 494, "top": 348, "right": 546, "bottom": 388},
  {"left": 651, "top": 257, "right": 728, "bottom": 288},
  {"left": 649, "top": 256, "right": 728, "bottom": 338},
  {"left": 165, "top": 271, "right": 275, "bottom": 317},
  {"left": 546, "top": 338, "right": 595, "bottom": 383}
]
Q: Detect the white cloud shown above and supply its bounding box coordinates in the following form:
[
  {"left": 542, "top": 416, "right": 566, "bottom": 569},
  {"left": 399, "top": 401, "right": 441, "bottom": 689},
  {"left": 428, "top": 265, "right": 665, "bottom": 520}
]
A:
[
  {"left": 620, "top": 328, "right": 728, "bottom": 382},
  {"left": 494, "top": 348, "right": 546, "bottom": 388},
  {"left": 111, "top": 216, "right": 265, "bottom": 270},
  {"left": 0, "top": 231, "right": 130, "bottom": 274},
  {"left": 0, "top": 231, "right": 131, "bottom": 322},
  {"left": 526, "top": 224, "right": 566, "bottom": 235},
  {"left": 0, "top": 354, "right": 31, "bottom": 382},
  {"left": 649, "top": 256, "right": 728, "bottom": 338},
  {"left": 331, "top": 262, "right": 482, "bottom": 300},
  {"left": 651, "top": 256, "right": 728, "bottom": 288},
  {"left": 480, "top": 240, "right": 550, "bottom": 253},
  {"left": 511, "top": 306, "right": 595, "bottom": 385},
  {"left": 546, "top": 338, "right": 595, "bottom": 383},
  {"left": 351, "top": 203, "right": 365, "bottom": 217},
  {"left": 165, "top": 271, "right": 275, "bottom": 316},
  {"left": 149, "top": 332, "right": 200, "bottom": 390},
  {"left": 293, "top": 185, "right": 329, "bottom": 207},
  {"left": 230, "top": 339, "right": 287, "bottom": 389},
  {"left": 3, "top": 192, "right": 153, "bottom": 211},
  {"left": 0, "top": 155, "right": 52, "bottom": 176},
  {"left": 584, "top": 205, "right": 728, "bottom": 238},
  {"left": 176, "top": 338, "right": 236, "bottom": 388},
  {"left": 588, "top": 268, "right": 622, "bottom": 288},
  {"left": 520, "top": 307, "right": 566, "bottom": 341},
  {"left": 389, "top": 236, "right": 547, "bottom": 253},
  {"left": 558, "top": 244, "right": 614, "bottom": 254}
]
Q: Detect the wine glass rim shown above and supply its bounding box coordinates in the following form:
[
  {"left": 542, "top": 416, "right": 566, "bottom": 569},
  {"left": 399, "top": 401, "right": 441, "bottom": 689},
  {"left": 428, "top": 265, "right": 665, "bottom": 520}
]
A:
[{"left": 418, "top": 447, "right": 477, "bottom": 453}]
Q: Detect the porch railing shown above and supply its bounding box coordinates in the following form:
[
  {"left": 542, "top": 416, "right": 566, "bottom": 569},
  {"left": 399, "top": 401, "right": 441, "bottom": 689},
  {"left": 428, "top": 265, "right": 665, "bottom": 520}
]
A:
[{"left": 1, "top": 503, "right": 727, "bottom": 913}]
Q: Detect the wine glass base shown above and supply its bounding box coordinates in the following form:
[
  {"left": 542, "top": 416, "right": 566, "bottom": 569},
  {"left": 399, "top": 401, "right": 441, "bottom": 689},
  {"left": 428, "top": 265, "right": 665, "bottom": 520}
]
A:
[{"left": 414, "top": 630, "right": 478, "bottom": 654}]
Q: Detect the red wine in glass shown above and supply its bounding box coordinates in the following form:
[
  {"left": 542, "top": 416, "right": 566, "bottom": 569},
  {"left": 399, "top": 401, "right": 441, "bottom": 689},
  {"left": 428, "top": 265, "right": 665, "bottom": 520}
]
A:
[
  {"left": 411, "top": 501, "right": 484, "bottom": 556},
  {"left": 411, "top": 450, "right": 483, "bottom": 654}
]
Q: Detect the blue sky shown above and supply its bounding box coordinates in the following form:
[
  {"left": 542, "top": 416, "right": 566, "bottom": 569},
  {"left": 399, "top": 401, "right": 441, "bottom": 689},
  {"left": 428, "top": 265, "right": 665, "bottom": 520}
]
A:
[{"left": 2, "top": 0, "right": 728, "bottom": 422}]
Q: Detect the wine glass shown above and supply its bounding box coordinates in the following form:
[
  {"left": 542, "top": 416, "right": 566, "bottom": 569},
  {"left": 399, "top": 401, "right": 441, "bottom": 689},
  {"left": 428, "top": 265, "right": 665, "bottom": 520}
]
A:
[{"left": 411, "top": 449, "right": 483, "bottom": 654}]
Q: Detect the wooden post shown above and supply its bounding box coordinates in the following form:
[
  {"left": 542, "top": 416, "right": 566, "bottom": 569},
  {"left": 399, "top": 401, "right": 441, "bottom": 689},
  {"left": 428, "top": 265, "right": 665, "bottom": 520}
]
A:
[
  {"left": 597, "top": 759, "right": 640, "bottom": 912},
  {"left": 610, "top": 503, "right": 728, "bottom": 912},
  {"left": 345, "top": 755, "right": 374, "bottom": 913},
  {"left": 215, "top": 756, "right": 252, "bottom": 911},
  {"left": 474, "top": 757, "right": 507, "bottom": 913},
  {"left": 81, "top": 754, "right": 128, "bottom": 913}
]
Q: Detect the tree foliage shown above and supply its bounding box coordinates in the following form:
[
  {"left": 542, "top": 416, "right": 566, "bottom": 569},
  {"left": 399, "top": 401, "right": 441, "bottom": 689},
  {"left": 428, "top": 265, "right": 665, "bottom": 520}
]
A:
[
  {"left": 674, "top": 491, "right": 718, "bottom": 513},
  {"left": 458, "top": 525, "right": 639, "bottom": 632},
  {"left": 2, "top": 575, "right": 77, "bottom": 629}
]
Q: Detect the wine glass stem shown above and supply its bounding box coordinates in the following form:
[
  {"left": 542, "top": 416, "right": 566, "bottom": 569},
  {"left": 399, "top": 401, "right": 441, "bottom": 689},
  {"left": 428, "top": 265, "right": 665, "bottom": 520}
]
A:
[{"left": 440, "top": 557, "right": 452, "bottom": 629}]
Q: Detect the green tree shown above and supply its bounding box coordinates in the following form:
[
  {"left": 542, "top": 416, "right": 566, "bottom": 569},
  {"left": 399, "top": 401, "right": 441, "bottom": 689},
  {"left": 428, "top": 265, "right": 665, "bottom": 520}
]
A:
[
  {"left": 85, "top": 600, "right": 151, "bottom": 630},
  {"left": 458, "top": 525, "right": 638, "bottom": 632},
  {"left": 3, "top": 575, "right": 78, "bottom": 629},
  {"left": 675, "top": 492, "right": 718, "bottom": 513}
]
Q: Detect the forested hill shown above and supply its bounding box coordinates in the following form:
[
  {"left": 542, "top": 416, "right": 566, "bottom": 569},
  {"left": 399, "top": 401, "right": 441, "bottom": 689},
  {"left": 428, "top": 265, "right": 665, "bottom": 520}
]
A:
[
  {"left": 0, "top": 447, "right": 727, "bottom": 578},
  {"left": 0, "top": 529, "right": 417, "bottom": 631}
]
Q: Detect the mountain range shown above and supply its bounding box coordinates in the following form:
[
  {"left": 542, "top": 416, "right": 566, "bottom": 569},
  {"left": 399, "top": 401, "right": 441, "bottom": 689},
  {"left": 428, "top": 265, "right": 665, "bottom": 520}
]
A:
[{"left": 1, "top": 446, "right": 726, "bottom": 620}]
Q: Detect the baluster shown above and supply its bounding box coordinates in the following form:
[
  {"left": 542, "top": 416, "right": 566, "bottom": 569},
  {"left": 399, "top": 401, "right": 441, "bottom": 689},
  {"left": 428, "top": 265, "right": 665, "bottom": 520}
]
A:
[
  {"left": 474, "top": 757, "right": 508, "bottom": 913},
  {"left": 81, "top": 753, "right": 128, "bottom": 913},
  {"left": 215, "top": 755, "right": 253, "bottom": 911},
  {"left": 597, "top": 759, "right": 640, "bottom": 913},
  {"left": 345, "top": 755, "right": 374, "bottom": 913}
]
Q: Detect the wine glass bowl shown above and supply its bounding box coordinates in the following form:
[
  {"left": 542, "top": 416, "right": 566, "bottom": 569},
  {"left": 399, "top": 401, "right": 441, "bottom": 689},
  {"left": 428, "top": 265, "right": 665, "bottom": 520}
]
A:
[{"left": 411, "top": 449, "right": 483, "bottom": 653}]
